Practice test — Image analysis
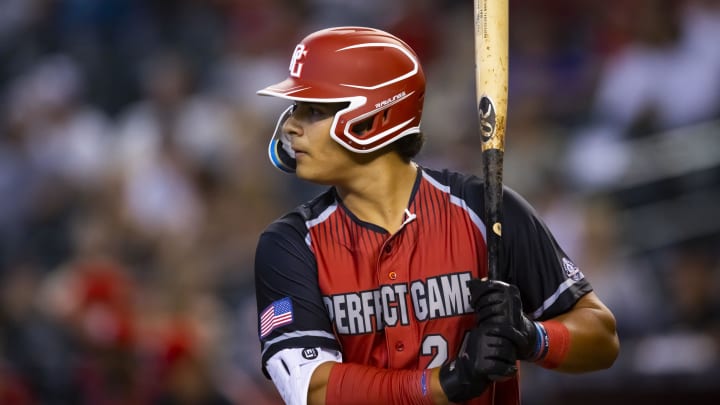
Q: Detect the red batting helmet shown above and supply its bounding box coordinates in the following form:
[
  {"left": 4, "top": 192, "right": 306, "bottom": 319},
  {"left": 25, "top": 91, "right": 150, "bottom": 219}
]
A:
[{"left": 258, "top": 26, "right": 426, "bottom": 172}]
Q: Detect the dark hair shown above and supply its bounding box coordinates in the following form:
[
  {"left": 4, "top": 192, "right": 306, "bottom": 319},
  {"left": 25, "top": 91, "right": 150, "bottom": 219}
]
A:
[{"left": 391, "top": 132, "right": 425, "bottom": 162}]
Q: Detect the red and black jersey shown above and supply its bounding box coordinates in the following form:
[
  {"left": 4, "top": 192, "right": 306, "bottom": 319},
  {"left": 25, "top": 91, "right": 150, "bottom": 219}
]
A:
[{"left": 254, "top": 167, "right": 592, "bottom": 405}]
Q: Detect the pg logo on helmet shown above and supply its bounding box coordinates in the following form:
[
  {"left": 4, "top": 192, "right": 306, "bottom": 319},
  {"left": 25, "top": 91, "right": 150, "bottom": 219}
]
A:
[{"left": 289, "top": 44, "right": 308, "bottom": 78}]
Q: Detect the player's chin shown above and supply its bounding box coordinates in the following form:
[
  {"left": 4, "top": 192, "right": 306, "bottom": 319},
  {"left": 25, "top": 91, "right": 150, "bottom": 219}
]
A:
[
  {"left": 295, "top": 164, "right": 321, "bottom": 183},
  {"left": 295, "top": 164, "right": 336, "bottom": 185}
]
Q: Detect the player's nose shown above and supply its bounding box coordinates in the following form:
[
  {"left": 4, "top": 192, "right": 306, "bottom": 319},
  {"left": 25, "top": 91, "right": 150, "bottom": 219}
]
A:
[{"left": 282, "top": 114, "right": 303, "bottom": 137}]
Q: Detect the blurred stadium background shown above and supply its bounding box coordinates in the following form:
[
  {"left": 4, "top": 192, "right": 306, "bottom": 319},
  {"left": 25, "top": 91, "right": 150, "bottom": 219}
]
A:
[{"left": 0, "top": 0, "right": 718, "bottom": 404}]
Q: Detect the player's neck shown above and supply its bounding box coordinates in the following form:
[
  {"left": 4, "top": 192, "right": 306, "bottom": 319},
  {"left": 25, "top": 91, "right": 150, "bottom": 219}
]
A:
[{"left": 336, "top": 159, "right": 418, "bottom": 234}]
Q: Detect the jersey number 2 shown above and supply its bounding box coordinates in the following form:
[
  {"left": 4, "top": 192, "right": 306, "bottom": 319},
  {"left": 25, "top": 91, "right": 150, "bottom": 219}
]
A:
[{"left": 421, "top": 332, "right": 471, "bottom": 368}]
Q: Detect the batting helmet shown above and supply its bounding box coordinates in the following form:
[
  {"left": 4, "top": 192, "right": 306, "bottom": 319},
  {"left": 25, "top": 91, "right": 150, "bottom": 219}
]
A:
[{"left": 257, "top": 26, "right": 426, "bottom": 173}]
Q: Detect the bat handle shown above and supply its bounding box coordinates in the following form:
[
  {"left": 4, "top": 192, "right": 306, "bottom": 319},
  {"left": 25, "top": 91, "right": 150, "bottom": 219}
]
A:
[{"left": 483, "top": 148, "right": 504, "bottom": 281}]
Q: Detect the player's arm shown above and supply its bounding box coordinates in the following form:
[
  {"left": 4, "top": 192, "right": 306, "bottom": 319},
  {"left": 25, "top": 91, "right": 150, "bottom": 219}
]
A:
[
  {"left": 307, "top": 363, "right": 449, "bottom": 405},
  {"left": 467, "top": 186, "right": 619, "bottom": 373},
  {"left": 540, "top": 290, "right": 618, "bottom": 372},
  {"left": 470, "top": 279, "right": 619, "bottom": 374},
  {"left": 303, "top": 323, "right": 519, "bottom": 405}
]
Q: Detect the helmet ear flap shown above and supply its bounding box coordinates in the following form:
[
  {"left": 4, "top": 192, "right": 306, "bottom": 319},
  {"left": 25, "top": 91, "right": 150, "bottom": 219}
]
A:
[
  {"left": 349, "top": 108, "right": 391, "bottom": 136},
  {"left": 350, "top": 114, "right": 377, "bottom": 136}
]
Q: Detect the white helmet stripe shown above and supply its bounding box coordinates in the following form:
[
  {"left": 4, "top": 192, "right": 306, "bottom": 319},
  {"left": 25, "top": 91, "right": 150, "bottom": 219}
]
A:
[{"left": 336, "top": 43, "right": 419, "bottom": 90}]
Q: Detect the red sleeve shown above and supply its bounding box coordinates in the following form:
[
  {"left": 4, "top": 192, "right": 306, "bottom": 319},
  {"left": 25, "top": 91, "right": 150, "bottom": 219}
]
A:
[{"left": 326, "top": 363, "right": 433, "bottom": 405}]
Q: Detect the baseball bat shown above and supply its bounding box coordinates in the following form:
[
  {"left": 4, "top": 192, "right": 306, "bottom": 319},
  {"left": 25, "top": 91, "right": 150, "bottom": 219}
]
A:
[{"left": 474, "top": 0, "right": 508, "bottom": 281}]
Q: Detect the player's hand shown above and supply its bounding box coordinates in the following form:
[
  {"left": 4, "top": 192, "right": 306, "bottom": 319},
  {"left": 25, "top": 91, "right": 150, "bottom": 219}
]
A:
[
  {"left": 468, "top": 279, "right": 539, "bottom": 361},
  {"left": 438, "top": 325, "right": 518, "bottom": 402}
]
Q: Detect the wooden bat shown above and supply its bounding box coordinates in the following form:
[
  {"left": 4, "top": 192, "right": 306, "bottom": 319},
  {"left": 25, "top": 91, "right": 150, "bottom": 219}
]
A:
[{"left": 474, "top": 0, "right": 508, "bottom": 281}]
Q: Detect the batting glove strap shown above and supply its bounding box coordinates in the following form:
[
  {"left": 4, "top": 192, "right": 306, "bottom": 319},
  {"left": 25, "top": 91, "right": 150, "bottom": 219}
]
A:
[
  {"left": 527, "top": 321, "right": 549, "bottom": 362},
  {"left": 438, "top": 360, "right": 489, "bottom": 403}
]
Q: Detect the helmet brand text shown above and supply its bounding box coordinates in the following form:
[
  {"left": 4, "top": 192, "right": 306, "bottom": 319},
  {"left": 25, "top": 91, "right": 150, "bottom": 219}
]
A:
[{"left": 375, "top": 91, "right": 406, "bottom": 109}]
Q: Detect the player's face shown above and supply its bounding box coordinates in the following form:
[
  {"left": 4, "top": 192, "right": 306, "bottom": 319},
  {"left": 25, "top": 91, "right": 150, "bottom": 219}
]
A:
[{"left": 282, "top": 102, "right": 362, "bottom": 184}]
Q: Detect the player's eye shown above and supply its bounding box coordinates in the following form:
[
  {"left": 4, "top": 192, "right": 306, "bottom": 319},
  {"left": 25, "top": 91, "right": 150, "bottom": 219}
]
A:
[
  {"left": 291, "top": 103, "right": 333, "bottom": 122},
  {"left": 308, "top": 105, "right": 330, "bottom": 118}
]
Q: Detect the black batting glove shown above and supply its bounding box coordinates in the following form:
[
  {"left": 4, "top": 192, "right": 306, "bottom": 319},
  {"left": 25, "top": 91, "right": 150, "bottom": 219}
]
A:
[
  {"left": 468, "top": 279, "right": 541, "bottom": 361},
  {"left": 439, "top": 325, "right": 518, "bottom": 403}
]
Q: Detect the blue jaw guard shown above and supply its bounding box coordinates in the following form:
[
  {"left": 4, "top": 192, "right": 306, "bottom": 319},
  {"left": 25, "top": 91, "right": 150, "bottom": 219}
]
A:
[{"left": 267, "top": 105, "right": 296, "bottom": 173}]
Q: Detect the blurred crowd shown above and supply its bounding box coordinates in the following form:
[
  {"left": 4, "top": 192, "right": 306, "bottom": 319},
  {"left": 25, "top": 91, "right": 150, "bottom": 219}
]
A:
[{"left": 0, "top": 0, "right": 719, "bottom": 404}]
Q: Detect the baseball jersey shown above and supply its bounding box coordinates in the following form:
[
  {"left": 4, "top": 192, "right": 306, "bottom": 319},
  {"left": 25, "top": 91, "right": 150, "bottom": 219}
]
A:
[{"left": 254, "top": 167, "right": 592, "bottom": 405}]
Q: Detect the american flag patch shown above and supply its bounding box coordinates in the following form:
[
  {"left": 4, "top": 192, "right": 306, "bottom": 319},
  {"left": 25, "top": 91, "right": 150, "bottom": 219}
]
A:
[{"left": 259, "top": 297, "right": 294, "bottom": 338}]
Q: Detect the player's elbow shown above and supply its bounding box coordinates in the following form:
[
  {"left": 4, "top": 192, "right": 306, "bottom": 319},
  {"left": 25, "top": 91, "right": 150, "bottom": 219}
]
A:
[
  {"left": 603, "top": 337, "right": 620, "bottom": 370},
  {"left": 582, "top": 306, "right": 620, "bottom": 371},
  {"left": 561, "top": 296, "right": 620, "bottom": 373},
  {"left": 597, "top": 311, "right": 620, "bottom": 370}
]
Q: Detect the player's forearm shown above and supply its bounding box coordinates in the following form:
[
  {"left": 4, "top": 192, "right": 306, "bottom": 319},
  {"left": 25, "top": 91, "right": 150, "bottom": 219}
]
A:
[
  {"left": 429, "top": 368, "right": 450, "bottom": 405},
  {"left": 308, "top": 362, "right": 449, "bottom": 405},
  {"left": 308, "top": 361, "right": 333, "bottom": 405},
  {"left": 547, "top": 292, "right": 619, "bottom": 373}
]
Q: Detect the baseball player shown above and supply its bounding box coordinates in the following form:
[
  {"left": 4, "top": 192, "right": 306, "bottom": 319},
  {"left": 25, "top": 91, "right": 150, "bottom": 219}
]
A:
[{"left": 253, "top": 27, "right": 619, "bottom": 405}]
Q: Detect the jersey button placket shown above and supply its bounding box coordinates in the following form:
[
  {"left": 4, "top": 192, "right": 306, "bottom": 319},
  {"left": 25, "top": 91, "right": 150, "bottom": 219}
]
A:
[
  {"left": 380, "top": 240, "right": 395, "bottom": 279},
  {"left": 381, "top": 240, "right": 396, "bottom": 279},
  {"left": 395, "top": 341, "right": 405, "bottom": 352},
  {"left": 383, "top": 242, "right": 392, "bottom": 255}
]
